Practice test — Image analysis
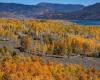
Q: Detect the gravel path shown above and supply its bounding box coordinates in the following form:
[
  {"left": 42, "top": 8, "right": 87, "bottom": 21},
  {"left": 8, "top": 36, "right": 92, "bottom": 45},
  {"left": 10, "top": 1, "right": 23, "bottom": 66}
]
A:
[
  {"left": 0, "top": 40, "right": 100, "bottom": 70},
  {"left": 40, "top": 55, "right": 100, "bottom": 70}
]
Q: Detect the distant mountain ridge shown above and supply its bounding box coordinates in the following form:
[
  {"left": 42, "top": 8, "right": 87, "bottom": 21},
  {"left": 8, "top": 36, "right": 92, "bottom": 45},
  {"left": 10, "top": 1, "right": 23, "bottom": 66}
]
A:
[
  {"left": 38, "top": 3, "right": 100, "bottom": 20},
  {"left": 0, "top": 3, "right": 49, "bottom": 18},
  {"left": 37, "top": 2, "right": 84, "bottom": 13},
  {"left": 0, "top": 2, "right": 84, "bottom": 18},
  {"left": 0, "top": 2, "right": 100, "bottom": 20}
]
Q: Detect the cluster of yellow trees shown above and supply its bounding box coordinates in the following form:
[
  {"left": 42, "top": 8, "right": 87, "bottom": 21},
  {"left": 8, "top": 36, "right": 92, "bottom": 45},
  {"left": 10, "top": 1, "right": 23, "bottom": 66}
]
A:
[
  {"left": 0, "top": 19, "right": 100, "bottom": 56},
  {"left": 0, "top": 19, "right": 100, "bottom": 80},
  {"left": 0, "top": 47, "right": 100, "bottom": 80},
  {"left": 25, "top": 20, "right": 100, "bottom": 56}
]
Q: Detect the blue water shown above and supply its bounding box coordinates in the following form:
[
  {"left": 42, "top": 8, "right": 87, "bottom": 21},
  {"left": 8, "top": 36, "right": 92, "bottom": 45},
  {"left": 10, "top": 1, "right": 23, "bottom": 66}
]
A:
[{"left": 70, "top": 20, "right": 100, "bottom": 25}]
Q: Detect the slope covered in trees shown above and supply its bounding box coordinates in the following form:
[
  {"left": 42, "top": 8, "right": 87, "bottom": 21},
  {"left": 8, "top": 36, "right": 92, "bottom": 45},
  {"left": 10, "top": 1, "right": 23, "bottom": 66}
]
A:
[
  {"left": 0, "top": 19, "right": 100, "bottom": 80},
  {"left": 0, "top": 47, "right": 99, "bottom": 80},
  {"left": 0, "top": 19, "right": 100, "bottom": 57}
]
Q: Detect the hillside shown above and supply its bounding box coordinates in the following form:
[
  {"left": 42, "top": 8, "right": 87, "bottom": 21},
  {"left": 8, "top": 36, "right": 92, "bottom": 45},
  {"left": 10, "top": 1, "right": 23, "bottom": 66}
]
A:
[
  {"left": 37, "top": 2, "right": 84, "bottom": 13},
  {"left": 0, "top": 18, "right": 100, "bottom": 80},
  {"left": 0, "top": 3, "right": 100, "bottom": 20},
  {"left": 39, "top": 3, "right": 100, "bottom": 20},
  {"left": 0, "top": 2, "right": 84, "bottom": 18},
  {"left": 0, "top": 3, "right": 49, "bottom": 18}
]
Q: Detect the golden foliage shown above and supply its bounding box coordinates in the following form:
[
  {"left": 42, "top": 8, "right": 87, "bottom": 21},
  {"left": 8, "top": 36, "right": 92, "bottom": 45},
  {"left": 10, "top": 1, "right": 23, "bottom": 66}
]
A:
[
  {"left": 0, "top": 19, "right": 100, "bottom": 56},
  {"left": 0, "top": 56, "right": 99, "bottom": 80}
]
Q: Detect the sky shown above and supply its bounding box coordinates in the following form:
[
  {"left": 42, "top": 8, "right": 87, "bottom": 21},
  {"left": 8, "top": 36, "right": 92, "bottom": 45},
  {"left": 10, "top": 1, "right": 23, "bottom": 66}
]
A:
[{"left": 0, "top": 0, "right": 100, "bottom": 5}]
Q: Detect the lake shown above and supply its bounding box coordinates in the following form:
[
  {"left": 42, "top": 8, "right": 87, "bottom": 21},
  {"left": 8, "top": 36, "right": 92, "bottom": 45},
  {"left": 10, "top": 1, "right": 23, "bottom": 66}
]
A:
[{"left": 70, "top": 20, "right": 100, "bottom": 25}]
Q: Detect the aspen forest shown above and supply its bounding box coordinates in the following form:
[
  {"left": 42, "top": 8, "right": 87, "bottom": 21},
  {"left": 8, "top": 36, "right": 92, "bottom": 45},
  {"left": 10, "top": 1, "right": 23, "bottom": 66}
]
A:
[{"left": 0, "top": 19, "right": 100, "bottom": 80}]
